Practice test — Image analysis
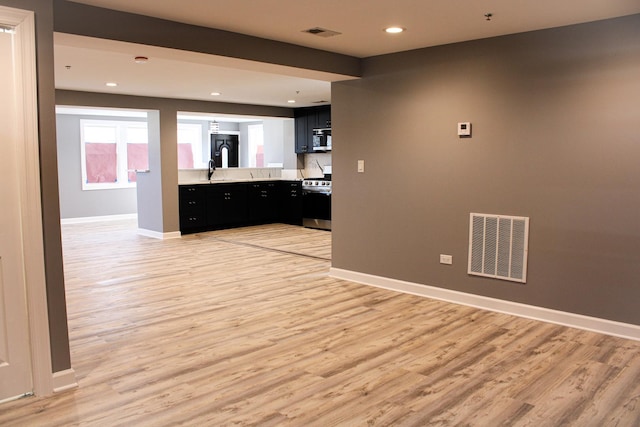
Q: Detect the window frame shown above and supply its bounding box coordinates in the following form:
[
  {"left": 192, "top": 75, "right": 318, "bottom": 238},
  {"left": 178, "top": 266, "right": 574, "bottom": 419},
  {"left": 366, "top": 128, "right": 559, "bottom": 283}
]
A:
[{"left": 80, "top": 119, "right": 148, "bottom": 190}]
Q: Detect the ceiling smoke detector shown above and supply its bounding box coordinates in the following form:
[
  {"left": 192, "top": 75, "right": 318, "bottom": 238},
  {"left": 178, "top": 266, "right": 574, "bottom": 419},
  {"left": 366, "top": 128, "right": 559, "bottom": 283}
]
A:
[{"left": 303, "top": 27, "right": 342, "bottom": 38}]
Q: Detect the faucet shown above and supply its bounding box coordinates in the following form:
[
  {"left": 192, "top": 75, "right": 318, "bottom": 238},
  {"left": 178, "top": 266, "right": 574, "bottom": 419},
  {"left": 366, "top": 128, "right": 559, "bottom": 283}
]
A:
[{"left": 208, "top": 159, "right": 216, "bottom": 180}]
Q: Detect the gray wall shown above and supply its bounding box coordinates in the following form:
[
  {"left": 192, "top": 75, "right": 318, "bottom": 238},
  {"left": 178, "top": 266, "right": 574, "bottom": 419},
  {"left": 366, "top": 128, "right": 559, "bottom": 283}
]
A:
[
  {"left": 332, "top": 14, "right": 640, "bottom": 325},
  {"left": 56, "top": 114, "right": 138, "bottom": 219}
]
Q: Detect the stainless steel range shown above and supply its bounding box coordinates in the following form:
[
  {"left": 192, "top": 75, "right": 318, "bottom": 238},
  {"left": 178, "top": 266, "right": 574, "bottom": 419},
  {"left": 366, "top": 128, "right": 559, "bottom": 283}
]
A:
[{"left": 301, "top": 178, "right": 331, "bottom": 230}]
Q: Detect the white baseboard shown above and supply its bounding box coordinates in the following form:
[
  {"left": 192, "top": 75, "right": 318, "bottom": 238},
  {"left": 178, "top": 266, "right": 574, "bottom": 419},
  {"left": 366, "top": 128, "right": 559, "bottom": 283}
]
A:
[
  {"left": 61, "top": 213, "right": 137, "bottom": 224},
  {"left": 329, "top": 268, "right": 640, "bottom": 341},
  {"left": 52, "top": 368, "right": 78, "bottom": 393},
  {"left": 137, "top": 228, "right": 182, "bottom": 240}
]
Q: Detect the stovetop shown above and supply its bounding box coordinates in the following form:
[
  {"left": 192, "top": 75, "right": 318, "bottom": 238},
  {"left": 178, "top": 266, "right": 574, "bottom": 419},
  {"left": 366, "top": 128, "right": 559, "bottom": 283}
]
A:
[{"left": 302, "top": 178, "right": 332, "bottom": 193}]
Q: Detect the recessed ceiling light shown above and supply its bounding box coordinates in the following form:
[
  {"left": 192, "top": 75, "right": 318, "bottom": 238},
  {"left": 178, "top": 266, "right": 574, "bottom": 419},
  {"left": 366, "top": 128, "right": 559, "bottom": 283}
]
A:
[
  {"left": 210, "top": 92, "right": 221, "bottom": 96},
  {"left": 288, "top": 100, "right": 296, "bottom": 104},
  {"left": 106, "top": 82, "right": 118, "bottom": 87},
  {"left": 385, "top": 26, "right": 405, "bottom": 34},
  {"left": 134, "top": 56, "right": 149, "bottom": 64}
]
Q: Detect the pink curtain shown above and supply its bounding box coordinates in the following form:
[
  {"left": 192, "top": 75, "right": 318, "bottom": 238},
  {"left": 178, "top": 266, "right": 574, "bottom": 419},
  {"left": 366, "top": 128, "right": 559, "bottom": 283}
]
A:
[
  {"left": 255, "top": 145, "right": 264, "bottom": 168},
  {"left": 127, "top": 143, "right": 149, "bottom": 182},
  {"left": 85, "top": 143, "right": 117, "bottom": 183},
  {"left": 177, "top": 143, "right": 195, "bottom": 169}
]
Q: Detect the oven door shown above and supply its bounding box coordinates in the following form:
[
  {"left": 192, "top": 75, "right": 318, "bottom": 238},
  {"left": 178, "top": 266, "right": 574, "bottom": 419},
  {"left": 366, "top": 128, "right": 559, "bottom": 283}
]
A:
[{"left": 302, "top": 190, "right": 331, "bottom": 230}]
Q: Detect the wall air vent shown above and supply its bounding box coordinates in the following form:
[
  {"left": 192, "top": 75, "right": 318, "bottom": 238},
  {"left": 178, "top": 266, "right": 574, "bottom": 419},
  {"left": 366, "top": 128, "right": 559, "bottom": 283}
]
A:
[
  {"left": 303, "top": 27, "right": 342, "bottom": 38},
  {"left": 468, "top": 213, "right": 529, "bottom": 283}
]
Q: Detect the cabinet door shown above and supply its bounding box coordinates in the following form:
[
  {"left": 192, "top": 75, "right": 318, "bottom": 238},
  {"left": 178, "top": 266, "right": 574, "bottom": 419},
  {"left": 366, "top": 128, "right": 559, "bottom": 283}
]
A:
[
  {"left": 179, "top": 185, "right": 207, "bottom": 232},
  {"left": 223, "top": 184, "right": 248, "bottom": 224},
  {"left": 316, "top": 106, "right": 331, "bottom": 129},
  {"left": 279, "top": 181, "right": 302, "bottom": 225},
  {"left": 248, "top": 182, "right": 277, "bottom": 223},
  {"left": 206, "top": 186, "right": 226, "bottom": 227},
  {"left": 208, "top": 184, "right": 247, "bottom": 227},
  {"left": 294, "top": 114, "right": 309, "bottom": 154}
]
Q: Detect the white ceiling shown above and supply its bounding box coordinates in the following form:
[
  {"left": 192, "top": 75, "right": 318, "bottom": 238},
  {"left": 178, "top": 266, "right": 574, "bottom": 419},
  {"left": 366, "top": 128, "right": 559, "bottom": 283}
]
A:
[{"left": 57, "top": 0, "right": 640, "bottom": 108}]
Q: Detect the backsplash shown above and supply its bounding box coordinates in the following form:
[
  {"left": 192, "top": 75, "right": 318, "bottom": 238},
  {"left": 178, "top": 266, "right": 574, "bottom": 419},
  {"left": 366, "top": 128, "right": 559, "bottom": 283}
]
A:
[
  {"left": 178, "top": 152, "right": 331, "bottom": 183},
  {"left": 178, "top": 167, "right": 282, "bottom": 184},
  {"left": 302, "top": 152, "right": 332, "bottom": 179}
]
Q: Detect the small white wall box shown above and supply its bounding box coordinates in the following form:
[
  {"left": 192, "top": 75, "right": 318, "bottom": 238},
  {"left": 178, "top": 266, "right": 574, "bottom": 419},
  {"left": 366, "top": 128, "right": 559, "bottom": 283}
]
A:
[{"left": 458, "top": 122, "right": 471, "bottom": 137}]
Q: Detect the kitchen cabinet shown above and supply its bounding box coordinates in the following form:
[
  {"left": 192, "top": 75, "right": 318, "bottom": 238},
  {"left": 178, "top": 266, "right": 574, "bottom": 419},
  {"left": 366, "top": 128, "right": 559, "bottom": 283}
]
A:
[
  {"left": 247, "top": 181, "right": 278, "bottom": 223},
  {"left": 207, "top": 183, "right": 248, "bottom": 227},
  {"left": 313, "top": 107, "right": 331, "bottom": 130},
  {"left": 179, "top": 185, "right": 208, "bottom": 233},
  {"left": 279, "top": 181, "right": 302, "bottom": 225},
  {"left": 295, "top": 106, "right": 331, "bottom": 154},
  {"left": 294, "top": 112, "right": 310, "bottom": 154},
  {"left": 179, "top": 181, "right": 303, "bottom": 234}
]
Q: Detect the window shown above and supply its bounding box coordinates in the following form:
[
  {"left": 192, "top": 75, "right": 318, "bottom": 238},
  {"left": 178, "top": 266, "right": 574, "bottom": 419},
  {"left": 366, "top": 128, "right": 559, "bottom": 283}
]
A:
[
  {"left": 80, "top": 119, "right": 148, "bottom": 190},
  {"left": 248, "top": 124, "right": 264, "bottom": 168},
  {"left": 177, "top": 123, "right": 204, "bottom": 169}
]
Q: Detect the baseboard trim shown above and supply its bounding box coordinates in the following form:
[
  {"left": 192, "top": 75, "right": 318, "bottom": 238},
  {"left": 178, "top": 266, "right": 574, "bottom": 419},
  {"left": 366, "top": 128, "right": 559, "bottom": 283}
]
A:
[
  {"left": 52, "top": 368, "right": 78, "bottom": 393},
  {"left": 61, "top": 213, "right": 137, "bottom": 224},
  {"left": 329, "top": 268, "right": 640, "bottom": 341},
  {"left": 137, "top": 228, "right": 182, "bottom": 240}
]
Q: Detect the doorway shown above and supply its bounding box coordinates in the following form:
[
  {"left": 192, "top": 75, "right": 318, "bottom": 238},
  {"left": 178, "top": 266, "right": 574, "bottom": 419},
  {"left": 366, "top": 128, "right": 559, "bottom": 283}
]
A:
[
  {"left": 211, "top": 133, "right": 239, "bottom": 168},
  {"left": 0, "top": 5, "right": 53, "bottom": 401}
]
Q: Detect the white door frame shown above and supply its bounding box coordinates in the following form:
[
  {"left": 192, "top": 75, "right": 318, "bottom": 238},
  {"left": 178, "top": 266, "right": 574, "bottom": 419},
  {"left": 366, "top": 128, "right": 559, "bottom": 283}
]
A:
[{"left": 1, "top": 5, "right": 54, "bottom": 397}]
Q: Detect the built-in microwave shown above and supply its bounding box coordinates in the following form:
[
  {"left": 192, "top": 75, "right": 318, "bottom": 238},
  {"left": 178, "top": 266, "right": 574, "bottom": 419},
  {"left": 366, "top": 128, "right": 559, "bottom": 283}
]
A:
[{"left": 312, "top": 128, "right": 331, "bottom": 151}]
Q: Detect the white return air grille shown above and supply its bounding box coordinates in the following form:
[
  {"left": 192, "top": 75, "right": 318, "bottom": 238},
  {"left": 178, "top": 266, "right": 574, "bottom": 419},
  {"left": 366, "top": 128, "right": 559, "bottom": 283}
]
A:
[{"left": 468, "top": 213, "right": 529, "bottom": 283}]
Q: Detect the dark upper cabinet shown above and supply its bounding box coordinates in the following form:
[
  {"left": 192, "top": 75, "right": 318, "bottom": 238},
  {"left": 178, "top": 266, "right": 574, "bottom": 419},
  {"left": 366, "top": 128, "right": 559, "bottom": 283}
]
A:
[
  {"left": 295, "top": 105, "right": 331, "bottom": 154},
  {"left": 315, "top": 107, "right": 331, "bottom": 129},
  {"left": 294, "top": 113, "right": 309, "bottom": 154}
]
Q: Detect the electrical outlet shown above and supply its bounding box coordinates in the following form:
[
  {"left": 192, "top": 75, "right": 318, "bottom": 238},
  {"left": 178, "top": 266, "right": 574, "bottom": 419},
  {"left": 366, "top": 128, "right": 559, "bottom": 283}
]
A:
[{"left": 440, "top": 254, "right": 453, "bottom": 265}]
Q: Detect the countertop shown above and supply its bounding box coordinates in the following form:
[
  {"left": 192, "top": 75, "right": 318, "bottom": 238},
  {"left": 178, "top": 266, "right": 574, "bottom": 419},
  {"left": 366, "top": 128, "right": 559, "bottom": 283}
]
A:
[{"left": 179, "top": 178, "right": 301, "bottom": 186}]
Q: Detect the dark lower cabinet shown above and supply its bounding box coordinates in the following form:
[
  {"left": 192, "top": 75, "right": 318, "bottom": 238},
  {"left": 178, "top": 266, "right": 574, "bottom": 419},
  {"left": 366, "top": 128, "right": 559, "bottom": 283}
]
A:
[
  {"left": 207, "top": 184, "right": 247, "bottom": 227},
  {"left": 179, "top": 185, "right": 208, "bottom": 232},
  {"left": 247, "top": 182, "right": 278, "bottom": 223},
  {"left": 179, "top": 181, "right": 302, "bottom": 234},
  {"left": 279, "top": 181, "right": 302, "bottom": 225}
]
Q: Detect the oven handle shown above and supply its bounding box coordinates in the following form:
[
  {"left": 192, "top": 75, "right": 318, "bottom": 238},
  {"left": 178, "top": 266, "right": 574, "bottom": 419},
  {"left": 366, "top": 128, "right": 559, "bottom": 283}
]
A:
[{"left": 302, "top": 190, "right": 332, "bottom": 196}]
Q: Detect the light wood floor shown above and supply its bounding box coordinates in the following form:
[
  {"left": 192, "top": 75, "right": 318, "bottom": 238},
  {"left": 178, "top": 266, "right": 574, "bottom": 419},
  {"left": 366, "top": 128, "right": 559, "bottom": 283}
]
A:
[{"left": 1, "top": 220, "right": 639, "bottom": 426}]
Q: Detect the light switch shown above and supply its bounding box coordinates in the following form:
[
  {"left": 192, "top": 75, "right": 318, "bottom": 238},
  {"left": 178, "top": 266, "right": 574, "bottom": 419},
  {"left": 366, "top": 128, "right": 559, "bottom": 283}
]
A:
[
  {"left": 357, "top": 160, "right": 365, "bottom": 173},
  {"left": 458, "top": 122, "right": 471, "bottom": 137}
]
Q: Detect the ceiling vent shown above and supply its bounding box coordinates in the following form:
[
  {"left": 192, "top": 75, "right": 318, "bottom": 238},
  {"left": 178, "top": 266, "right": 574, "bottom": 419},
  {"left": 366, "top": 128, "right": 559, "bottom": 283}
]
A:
[{"left": 303, "top": 27, "right": 342, "bottom": 38}]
